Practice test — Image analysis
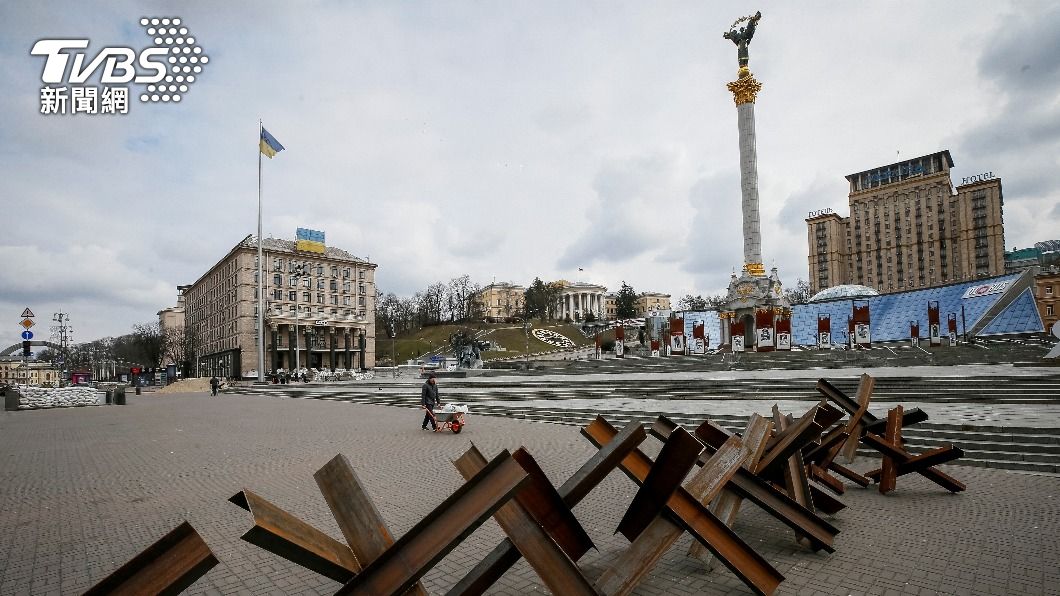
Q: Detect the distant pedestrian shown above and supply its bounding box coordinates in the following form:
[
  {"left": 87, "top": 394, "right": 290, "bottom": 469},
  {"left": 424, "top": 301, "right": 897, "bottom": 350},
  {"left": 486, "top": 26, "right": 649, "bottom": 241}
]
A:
[
  {"left": 421, "top": 373, "right": 441, "bottom": 431},
  {"left": 210, "top": 376, "right": 219, "bottom": 396}
]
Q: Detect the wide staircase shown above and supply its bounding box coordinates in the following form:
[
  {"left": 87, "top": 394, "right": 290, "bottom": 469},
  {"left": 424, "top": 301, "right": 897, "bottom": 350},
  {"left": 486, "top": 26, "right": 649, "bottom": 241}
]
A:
[{"left": 236, "top": 372, "right": 1060, "bottom": 474}]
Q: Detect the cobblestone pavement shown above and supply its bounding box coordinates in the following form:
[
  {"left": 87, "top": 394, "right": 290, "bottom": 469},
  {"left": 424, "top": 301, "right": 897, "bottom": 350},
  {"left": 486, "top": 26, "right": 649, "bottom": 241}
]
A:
[{"left": 2, "top": 391, "right": 1059, "bottom": 595}]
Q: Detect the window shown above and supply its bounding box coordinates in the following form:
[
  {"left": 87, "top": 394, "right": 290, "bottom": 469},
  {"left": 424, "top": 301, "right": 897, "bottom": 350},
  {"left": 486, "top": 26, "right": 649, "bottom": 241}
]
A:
[
  {"left": 317, "top": 265, "right": 324, "bottom": 276},
  {"left": 303, "top": 291, "right": 311, "bottom": 302},
  {"left": 343, "top": 296, "right": 351, "bottom": 306},
  {"left": 273, "top": 289, "right": 282, "bottom": 300},
  {"left": 343, "top": 281, "right": 351, "bottom": 293},
  {"left": 330, "top": 295, "right": 338, "bottom": 305},
  {"left": 288, "top": 290, "right": 297, "bottom": 301},
  {"left": 358, "top": 296, "right": 366, "bottom": 306},
  {"left": 343, "top": 267, "right": 350, "bottom": 279},
  {"left": 1047, "top": 285, "right": 1054, "bottom": 296},
  {"left": 303, "top": 278, "right": 311, "bottom": 288},
  {"left": 330, "top": 279, "right": 338, "bottom": 291},
  {"left": 358, "top": 270, "right": 365, "bottom": 279},
  {"left": 317, "top": 293, "right": 325, "bottom": 304},
  {"left": 289, "top": 275, "right": 298, "bottom": 287},
  {"left": 359, "top": 284, "right": 366, "bottom": 295},
  {"left": 1047, "top": 305, "right": 1054, "bottom": 316},
  {"left": 317, "top": 278, "right": 325, "bottom": 290},
  {"left": 331, "top": 266, "right": 338, "bottom": 277},
  {"left": 273, "top": 274, "right": 282, "bottom": 286}
]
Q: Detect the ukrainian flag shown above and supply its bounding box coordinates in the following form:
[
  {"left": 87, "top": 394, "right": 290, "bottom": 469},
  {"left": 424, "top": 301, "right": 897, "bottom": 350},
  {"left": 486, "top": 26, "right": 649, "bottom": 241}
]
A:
[{"left": 260, "top": 127, "right": 285, "bottom": 159}]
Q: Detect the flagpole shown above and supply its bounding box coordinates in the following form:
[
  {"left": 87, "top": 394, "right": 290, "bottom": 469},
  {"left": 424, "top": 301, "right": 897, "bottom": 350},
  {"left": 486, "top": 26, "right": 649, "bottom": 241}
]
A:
[{"left": 256, "top": 120, "right": 265, "bottom": 383}]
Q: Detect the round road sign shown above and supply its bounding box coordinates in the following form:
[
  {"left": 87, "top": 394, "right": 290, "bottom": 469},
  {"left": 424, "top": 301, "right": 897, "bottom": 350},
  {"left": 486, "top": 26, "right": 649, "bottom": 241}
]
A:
[{"left": 21, "top": 330, "right": 33, "bottom": 340}]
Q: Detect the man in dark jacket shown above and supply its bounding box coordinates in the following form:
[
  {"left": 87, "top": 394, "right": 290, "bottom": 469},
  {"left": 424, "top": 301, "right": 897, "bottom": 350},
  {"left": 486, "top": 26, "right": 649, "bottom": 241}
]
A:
[
  {"left": 210, "top": 376, "right": 219, "bottom": 396},
  {"left": 421, "top": 373, "right": 441, "bottom": 431}
]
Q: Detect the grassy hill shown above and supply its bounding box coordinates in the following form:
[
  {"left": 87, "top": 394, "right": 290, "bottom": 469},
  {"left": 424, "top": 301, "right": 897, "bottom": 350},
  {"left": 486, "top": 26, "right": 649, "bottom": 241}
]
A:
[{"left": 374, "top": 322, "right": 594, "bottom": 365}]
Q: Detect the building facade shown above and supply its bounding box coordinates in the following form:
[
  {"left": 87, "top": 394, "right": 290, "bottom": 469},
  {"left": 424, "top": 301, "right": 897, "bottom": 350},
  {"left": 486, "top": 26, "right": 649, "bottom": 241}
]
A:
[
  {"left": 475, "top": 282, "right": 525, "bottom": 321},
  {"left": 1036, "top": 269, "right": 1060, "bottom": 335},
  {"left": 553, "top": 281, "right": 607, "bottom": 321},
  {"left": 635, "top": 292, "right": 672, "bottom": 317},
  {"left": 806, "top": 151, "right": 1006, "bottom": 295},
  {"left": 0, "top": 359, "right": 60, "bottom": 386},
  {"left": 178, "top": 234, "right": 377, "bottom": 378}
]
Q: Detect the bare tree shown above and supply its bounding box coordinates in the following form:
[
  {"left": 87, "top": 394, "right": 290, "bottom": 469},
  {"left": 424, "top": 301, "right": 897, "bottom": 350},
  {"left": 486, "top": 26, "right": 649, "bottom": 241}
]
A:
[{"left": 783, "top": 278, "right": 813, "bottom": 305}]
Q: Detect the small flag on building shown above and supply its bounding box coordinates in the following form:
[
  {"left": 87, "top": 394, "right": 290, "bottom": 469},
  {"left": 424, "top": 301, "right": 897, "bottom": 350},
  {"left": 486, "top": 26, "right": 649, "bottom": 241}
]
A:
[{"left": 260, "top": 127, "right": 285, "bottom": 159}]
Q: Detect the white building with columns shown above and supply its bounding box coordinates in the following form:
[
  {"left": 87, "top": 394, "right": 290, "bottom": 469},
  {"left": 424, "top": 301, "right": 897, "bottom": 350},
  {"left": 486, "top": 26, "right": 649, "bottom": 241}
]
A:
[{"left": 554, "top": 281, "right": 608, "bottom": 321}]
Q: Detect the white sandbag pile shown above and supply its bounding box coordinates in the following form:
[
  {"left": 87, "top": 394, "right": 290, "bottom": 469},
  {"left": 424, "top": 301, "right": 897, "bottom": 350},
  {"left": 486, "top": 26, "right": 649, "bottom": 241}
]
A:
[{"left": 15, "top": 385, "right": 106, "bottom": 409}]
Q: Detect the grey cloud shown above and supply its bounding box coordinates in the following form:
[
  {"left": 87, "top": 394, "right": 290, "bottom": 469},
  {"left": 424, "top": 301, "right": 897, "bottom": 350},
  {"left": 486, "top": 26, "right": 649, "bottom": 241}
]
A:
[
  {"left": 680, "top": 171, "right": 745, "bottom": 292},
  {"left": 776, "top": 175, "right": 848, "bottom": 233},
  {"left": 557, "top": 152, "right": 680, "bottom": 269},
  {"left": 977, "top": 6, "right": 1060, "bottom": 93},
  {"left": 953, "top": 5, "right": 1060, "bottom": 203}
]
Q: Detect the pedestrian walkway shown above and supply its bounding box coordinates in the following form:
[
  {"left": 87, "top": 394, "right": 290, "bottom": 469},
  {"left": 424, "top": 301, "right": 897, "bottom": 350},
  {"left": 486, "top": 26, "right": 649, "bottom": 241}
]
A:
[{"left": 1, "top": 391, "right": 1058, "bottom": 594}]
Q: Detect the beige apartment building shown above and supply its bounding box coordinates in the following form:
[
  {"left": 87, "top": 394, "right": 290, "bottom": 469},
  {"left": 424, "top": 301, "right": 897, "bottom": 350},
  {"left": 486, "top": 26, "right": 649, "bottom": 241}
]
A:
[
  {"left": 475, "top": 282, "right": 525, "bottom": 321},
  {"left": 175, "top": 234, "right": 377, "bottom": 378},
  {"left": 806, "top": 150, "right": 1006, "bottom": 295},
  {"left": 1036, "top": 269, "right": 1060, "bottom": 336},
  {"left": 635, "top": 292, "right": 672, "bottom": 317},
  {"left": 0, "top": 359, "right": 60, "bottom": 386}
]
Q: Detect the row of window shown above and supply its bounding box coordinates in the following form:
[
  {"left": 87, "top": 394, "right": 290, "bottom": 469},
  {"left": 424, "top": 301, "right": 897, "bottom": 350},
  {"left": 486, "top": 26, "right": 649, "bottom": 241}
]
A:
[
  {"left": 272, "top": 257, "right": 366, "bottom": 280},
  {"left": 270, "top": 288, "right": 366, "bottom": 306}
]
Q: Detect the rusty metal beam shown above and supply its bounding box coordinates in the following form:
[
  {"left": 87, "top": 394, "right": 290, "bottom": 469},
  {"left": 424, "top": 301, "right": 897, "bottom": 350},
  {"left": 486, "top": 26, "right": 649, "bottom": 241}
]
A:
[
  {"left": 808, "top": 485, "right": 846, "bottom": 514},
  {"left": 453, "top": 445, "right": 597, "bottom": 596},
  {"left": 229, "top": 489, "right": 359, "bottom": 583},
  {"left": 860, "top": 433, "right": 966, "bottom": 492},
  {"left": 689, "top": 414, "right": 772, "bottom": 569},
  {"left": 583, "top": 417, "right": 783, "bottom": 596},
  {"left": 828, "top": 461, "right": 870, "bottom": 487},
  {"left": 809, "top": 464, "right": 845, "bottom": 495},
  {"left": 616, "top": 426, "right": 703, "bottom": 542},
  {"left": 865, "top": 446, "right": 965, "bottom": 480},
  {"left": 879, "top": 405, "right": 904, "bottom": 493},
  {"left": 313, "top": 454, "right": 428, "bottom": 596},
  {"left": 337, "top": 450, "right": 529, "bottom": 595},
  {"left": 447, "top": 419, "right": 646, "bottom": 596},
  {"left": 816, "top": 378, "right": 880, "bottom": 424},
  {"left": 755, "top": 405, "right": 825, "bottom": 477},
  {"left": 840, "top": 374, "right": 875, "bottom": 462},
  {"left": 660, "top": 418, "right": 838, "bottom": 553},
  {"left": 510, "top": 448, "right": 594, "bottom": 559},
  {"left": 594, "top": 435, "right": 747, "bottom": 596},
  {"left": 83, "top": 521, "right": 217, "bottom": 596}
]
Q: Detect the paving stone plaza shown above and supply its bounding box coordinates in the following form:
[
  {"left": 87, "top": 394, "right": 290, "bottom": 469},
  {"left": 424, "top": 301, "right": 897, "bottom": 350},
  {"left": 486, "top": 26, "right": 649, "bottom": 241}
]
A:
[{"left": 2, "top": 364, "right": 1060, "bottom": 595}]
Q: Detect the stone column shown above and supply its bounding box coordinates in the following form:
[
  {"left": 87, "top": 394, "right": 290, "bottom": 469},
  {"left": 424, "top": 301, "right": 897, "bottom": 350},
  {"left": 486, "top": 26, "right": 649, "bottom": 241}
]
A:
[
  {"left": 358, "top": 331, "right": 366, "bottom": 370},
  {"left": 287, "top": 325, "right": 296, "bottom": 371},
  {"left": 344, "top": 330, "right": 351, "bottom": 369},
  {"left": 305, "top": 328, "right": 313, "bottom": 369},
  {"left": 329, "top": 327, "right": 336, "bottom": 371},
  {"left": 727, "top": 67, "right": 765, "bottom": 273},
  {"left": 270, "top": 325, "right": 279, "bottom": 373}
]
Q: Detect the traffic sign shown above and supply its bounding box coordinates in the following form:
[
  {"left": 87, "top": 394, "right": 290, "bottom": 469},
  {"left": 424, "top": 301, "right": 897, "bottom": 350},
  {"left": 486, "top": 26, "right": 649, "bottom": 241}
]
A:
[
  {"left": 21, "top": 308, "right": 35, "bottom": 318},
  {"left": 21, "top": 330, "right": 33, "bottom": 340},
  {"left": 20, "top": 319, "right": 35, "bottom": 330}
]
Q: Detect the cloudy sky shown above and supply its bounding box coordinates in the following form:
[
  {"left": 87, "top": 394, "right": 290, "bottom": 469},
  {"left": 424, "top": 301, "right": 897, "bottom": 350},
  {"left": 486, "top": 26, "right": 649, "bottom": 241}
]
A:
[{"left": 1, "top": 1, "right": 1058, "bottom": 349}]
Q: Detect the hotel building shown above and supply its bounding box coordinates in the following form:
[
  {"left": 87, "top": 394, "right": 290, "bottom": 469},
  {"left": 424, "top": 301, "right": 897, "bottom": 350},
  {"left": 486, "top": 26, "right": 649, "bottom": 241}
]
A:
[
  {"left": 176, "top": 233, "right": 377, "bottom": 378},
  {"left": 806, "top": 150, "right": 1006, "bottom": 295}
]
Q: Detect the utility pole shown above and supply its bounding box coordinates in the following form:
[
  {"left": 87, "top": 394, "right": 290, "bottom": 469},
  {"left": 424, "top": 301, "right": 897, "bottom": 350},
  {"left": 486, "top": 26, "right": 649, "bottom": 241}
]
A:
[{"left": 51, "top": 310, "right": 72, "bottom": 385}]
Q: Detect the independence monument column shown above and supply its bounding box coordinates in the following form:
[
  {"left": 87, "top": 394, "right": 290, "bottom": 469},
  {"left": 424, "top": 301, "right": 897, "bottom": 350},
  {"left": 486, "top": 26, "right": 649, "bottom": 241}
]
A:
[
  {"left": 725, "top": 11, "right": 765, "bottom": 276},
  {"left": 718, "top": 11, "right": 790, "bottom": 351}
]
